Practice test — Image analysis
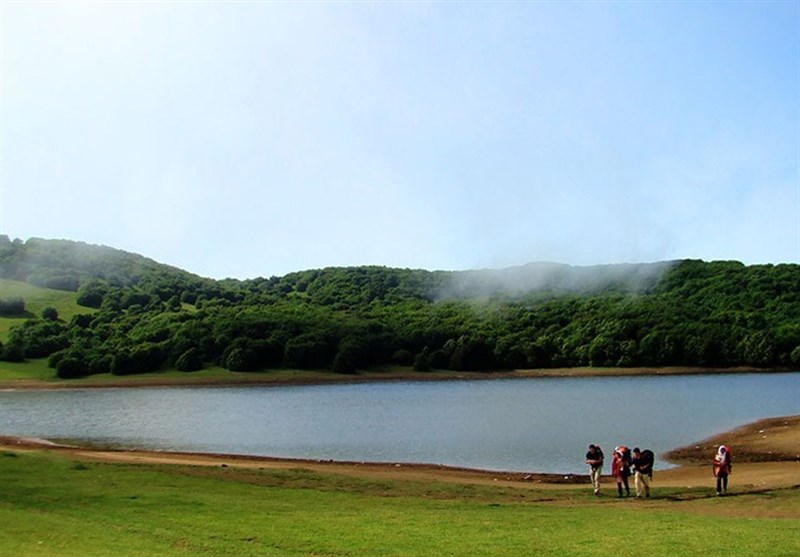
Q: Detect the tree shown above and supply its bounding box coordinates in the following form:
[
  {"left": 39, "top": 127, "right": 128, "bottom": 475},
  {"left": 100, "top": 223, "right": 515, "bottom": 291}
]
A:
[
  {"left": 224, "top": 348, "right": 250, "bottom": 372},
  {"left": 413, "top": 346, "right": 431, "bottom": 371},
  {"left": 392, "top": 349, "right": 414, "bottom": 366},
  {"left": 284, "top": 334, "right": 332, "bottom": 370},
  {"left": 42, "top": 307, "right": 59, "bottom": 321},
  {"left": 332, "top": 350, "right": 357, "bottom": 374},
  {"left": 791, "top": 346, "right": 800, "bottom": 365},
  {"left": 1, "top": 341, "right": 25, "bottom": 362},
  {"left": 76, "top": 281, "right": 108, "bottom": 308},
  {"left": 0, "top": 297, "right": 25, "bottom": 316},
  {"left": 56, "top": 356, "right": 92, "bottom": 379},
  {"left": 175, "top": 347, "right": 203, "bottom": 372},
  {"left": 111, "top": 344, "right": 163, "bottom": 375}
]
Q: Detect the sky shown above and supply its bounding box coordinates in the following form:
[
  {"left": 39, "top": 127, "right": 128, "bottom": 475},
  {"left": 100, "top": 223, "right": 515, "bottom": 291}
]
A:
[{"left": 1, "top": 1, "right": 798, "bottom": 280}]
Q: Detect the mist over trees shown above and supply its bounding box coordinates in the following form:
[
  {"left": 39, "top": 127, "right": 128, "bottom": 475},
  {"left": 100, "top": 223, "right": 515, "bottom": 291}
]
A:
[{"left": 1, "top": 235, "right": 798, "bottom": 378}]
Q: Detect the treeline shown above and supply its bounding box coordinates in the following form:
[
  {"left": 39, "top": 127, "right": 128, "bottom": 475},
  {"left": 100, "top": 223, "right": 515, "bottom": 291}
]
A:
[{"left": 0, "top": 236, "right": 798, "bottom": 378}]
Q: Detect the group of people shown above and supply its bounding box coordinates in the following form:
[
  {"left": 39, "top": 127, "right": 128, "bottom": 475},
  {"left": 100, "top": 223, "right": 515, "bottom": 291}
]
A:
[
  {"left": 585, "top": 444, "right": 654, "bottom": 498},
  {"left": 585, "top": 443, "right": 733, "bottom": 497}
]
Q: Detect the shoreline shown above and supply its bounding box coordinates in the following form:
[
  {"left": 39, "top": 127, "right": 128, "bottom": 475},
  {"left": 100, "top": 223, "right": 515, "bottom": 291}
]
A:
[
  {"left": 1, "top": 365, "right": 794, "bottom": 391},
  {"left": 2, "top": 415, "right": 798, "bottom": 491}
]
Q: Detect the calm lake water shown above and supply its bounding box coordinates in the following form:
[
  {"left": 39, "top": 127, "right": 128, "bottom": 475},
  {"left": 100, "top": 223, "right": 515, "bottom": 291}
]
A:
[{"left": 1, "top": 373, "right": 798, "bottom": 474}]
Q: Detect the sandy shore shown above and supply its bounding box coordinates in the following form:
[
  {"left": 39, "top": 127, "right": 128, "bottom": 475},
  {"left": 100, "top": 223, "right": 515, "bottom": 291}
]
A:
[{"left": 2, "top": 415, "right": 798, "bottom": 492}]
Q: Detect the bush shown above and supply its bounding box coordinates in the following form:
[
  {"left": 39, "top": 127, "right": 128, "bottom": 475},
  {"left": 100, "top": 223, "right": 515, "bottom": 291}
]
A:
[
  {"left": 175, "top": 348, "right": 203, "bottom": 372},
  {"left": 791, "top": 345, "right": 800, "bottom": 365},
  {"left": 332, "top": 350, "right": 357, "bottom": 374},
  {"left": 76, "top": 281, "right": 108, "bottom": 308},
  {"left": 41, "top": 307, "right": 59, "bottom": 321},
  {"left": 111, "top": 344, "right": 164, "bottom": 375},
  {"left": 284, "top": 334, "right": 333, "bottom": 370},
  {"left": 413, "top": 347, "right": 431, "bottom": 371},
  {"left": 429, "top": 349, "right": 448, "bottom": 369},
  {"left": 0, "top": 298, "right": 25, "bottom": 316},
  {"left": 71, "top": 314, "right": 94, "bottom": 328},
  {"left": 224, "top": 348, "right": 250, "bottom": 372},
  {"left": 1, "top": 341, "right": 25, "bottom": 362},
  {"left": 392, "top": 349, "right": 414, "bottom": 366},
  {"left": 89, "top": 354, "right": 113, "bottom": 375},
  {"left": 48, "top": 350, "right": 67, "bottom": 369},
  {"left": 56, "top": 357, "right": 89, "bottom": 379},
  {"left": 29, "top": 273, "right": 80, "bottom": 292}
]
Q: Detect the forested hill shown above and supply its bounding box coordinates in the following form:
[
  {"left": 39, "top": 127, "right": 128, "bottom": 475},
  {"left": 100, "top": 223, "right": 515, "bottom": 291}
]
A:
[
  {"left": 0, "top": 235, "right": 798, "bottom": 378},
  {"left": 0, "top": 236, "right": 669, "bottom": 303}
]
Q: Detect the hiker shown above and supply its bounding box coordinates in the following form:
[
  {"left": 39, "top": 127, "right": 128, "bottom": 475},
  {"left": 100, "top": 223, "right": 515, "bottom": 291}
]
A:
[
  {"left": 611, "top": 446, "right": 631, "bottom": 497},
  {"left": 713, "top": 445, "right": 732, "bottom": 496},
  {"left": 585, "top": 444, "right": 604, "bottom": 495},
  {"left": 631, "top": 447, "right": 654, "bottom": 498}
]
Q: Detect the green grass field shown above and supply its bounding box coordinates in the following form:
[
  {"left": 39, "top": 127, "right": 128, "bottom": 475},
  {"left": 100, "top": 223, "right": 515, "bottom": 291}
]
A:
[
  {"left": 0, "top": 279, "right": 94, "bottom": 342},
  {"left": 1, "top": 449, "right": 797, "bottom": 557}
]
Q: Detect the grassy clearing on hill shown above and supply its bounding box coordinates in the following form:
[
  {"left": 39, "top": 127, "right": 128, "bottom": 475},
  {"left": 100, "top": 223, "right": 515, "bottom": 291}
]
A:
[
  {"left": 1, "top": 449, "right": 797, "bottom": 557},
  {"left": 0, "top": 279, "right": 94, "bottom": 342}
]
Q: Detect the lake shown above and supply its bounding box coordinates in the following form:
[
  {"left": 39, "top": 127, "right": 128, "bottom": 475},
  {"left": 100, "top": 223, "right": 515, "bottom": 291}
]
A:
[{"left": 1, "top": 373, "right": 798, "bottom": 474}]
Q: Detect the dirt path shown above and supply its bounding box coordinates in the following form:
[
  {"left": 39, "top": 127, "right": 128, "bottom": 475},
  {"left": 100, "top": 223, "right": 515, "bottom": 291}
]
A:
[{"left": 2, "top": 416, "right": 798, "bottom": 492}]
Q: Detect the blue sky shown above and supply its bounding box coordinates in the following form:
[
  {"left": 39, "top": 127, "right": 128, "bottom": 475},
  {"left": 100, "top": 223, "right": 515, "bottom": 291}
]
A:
[{"left": 1, "top": 1, "right": 798, "bottom": 279}]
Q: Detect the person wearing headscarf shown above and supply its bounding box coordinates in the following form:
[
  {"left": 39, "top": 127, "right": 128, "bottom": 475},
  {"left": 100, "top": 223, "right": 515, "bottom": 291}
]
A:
[{"left": 712, "top": 445, "right": 732, "bottom": 496}]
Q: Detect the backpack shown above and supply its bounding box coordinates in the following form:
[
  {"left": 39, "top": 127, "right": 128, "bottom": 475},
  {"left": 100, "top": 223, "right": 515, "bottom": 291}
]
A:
[{"left": 641, "top": 449, "right": 655, "bottom": 475}]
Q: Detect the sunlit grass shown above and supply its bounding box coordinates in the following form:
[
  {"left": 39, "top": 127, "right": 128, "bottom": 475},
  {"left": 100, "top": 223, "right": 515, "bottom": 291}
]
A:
[
  {"left": 0, "top": 279, "right": 95, "bottom": 342},
  {"left": 1, "top": 450, "right": 797, "bottom": 557}
]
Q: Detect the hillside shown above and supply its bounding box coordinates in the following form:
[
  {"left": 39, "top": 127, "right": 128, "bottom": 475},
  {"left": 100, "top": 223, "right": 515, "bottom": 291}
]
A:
[
  {"left": 0, "top": 279, "right": 94, "bottom": 342},
  {"left": 0, "top": 235, "right": 798, "bottom": 379}
]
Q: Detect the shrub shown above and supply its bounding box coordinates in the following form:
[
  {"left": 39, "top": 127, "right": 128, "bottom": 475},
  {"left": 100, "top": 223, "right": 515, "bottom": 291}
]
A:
[
  {"left": 791, "top": 345, "right": 800, "bottom": 365},
  {"left": 70, "top": 314, "right": 94, "bottom": 328},
  {"left": 413, "top": 347, "right": 431, "bottom": 371},
  {"left": 0, "top": 297, "right": 25, "bottom": 316},
  {"left": 1, "top": 342, "right": 25, "bottom": 362},
  {"left": 111, "top": 344, "right": 164, "bottom": 375},
  {"left": 175, "top": 348, "right": 203, "bottom": 372},
  {"left": 76, "top": 281, "right": 108, "bottom": 308},
  {"left": 41, "top": 307, "right": 59, "bottom": 321},
  {"left": 224, "top": 348, "right": 249, "bottom": 372},
  {"left": 332, "top": 350, "right": 357, "bottom": 374},
  {"left": 284, "top": 334, "right": 332, "bottom": 370},
  {"left": 88, "top": 354, "right": 113, "bottom": 375},
  {"left": 392, "top": 349, "right": 414, "bottom": 366},
  {"left": 48, "top": 350, "right": 67, "bottom": 369},
  {"left": 56, "top": 357, "right": 89, "bottom": 379}
]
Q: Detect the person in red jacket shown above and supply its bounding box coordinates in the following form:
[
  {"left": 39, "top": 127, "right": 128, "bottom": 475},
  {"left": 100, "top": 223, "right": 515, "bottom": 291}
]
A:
[
  {"left": 713, "top": 445, "right": 732, "bottom": 496},
  {"left": 611, "top": 446, "right": 631, "bottom": 497}
]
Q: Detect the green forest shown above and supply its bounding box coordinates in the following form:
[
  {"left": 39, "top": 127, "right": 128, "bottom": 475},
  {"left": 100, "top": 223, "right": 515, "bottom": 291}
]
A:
[{"left": 1, "top": 235, "right": 798, "bottom": 379}]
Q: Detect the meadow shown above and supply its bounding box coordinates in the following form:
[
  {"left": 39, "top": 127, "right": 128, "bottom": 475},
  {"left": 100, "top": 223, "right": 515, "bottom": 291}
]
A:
[
  {"left": 0, "top": 279, "right": 93, "bottom": 342},
  {"left": 1, "top": 447, "right": 797, "bottom": 557}
]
